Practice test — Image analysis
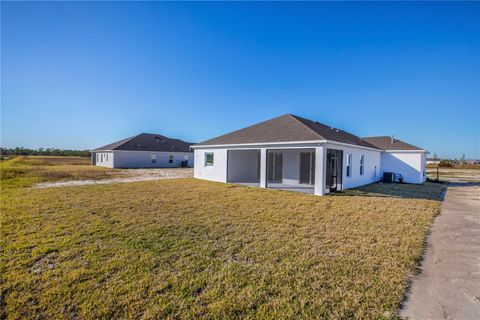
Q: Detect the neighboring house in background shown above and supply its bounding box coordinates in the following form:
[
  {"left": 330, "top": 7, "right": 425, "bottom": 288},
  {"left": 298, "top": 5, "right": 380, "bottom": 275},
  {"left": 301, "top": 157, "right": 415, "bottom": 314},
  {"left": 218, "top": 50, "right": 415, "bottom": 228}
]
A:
[
  {"left": 92, "top": 133, "right": 194, "bottom": 168},
  {"left": 192, "top": 114, "right": 427, "bottom": 196},
  {"left": 426, "top": 158, "right": 441, "bottom": 165}
]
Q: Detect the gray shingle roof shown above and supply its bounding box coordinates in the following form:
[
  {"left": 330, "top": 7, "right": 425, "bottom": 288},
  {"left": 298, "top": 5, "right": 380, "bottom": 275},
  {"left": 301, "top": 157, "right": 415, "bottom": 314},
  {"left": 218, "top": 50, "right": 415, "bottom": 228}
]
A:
[
  {"left": 94, "top": 133, "right": 194, "bottom": 152},
  {"left": 362, "top": 136, "right": 424, "bottom": 151},
  {"left": 195, "top": 114, "right": 380, "bottom": 149}
]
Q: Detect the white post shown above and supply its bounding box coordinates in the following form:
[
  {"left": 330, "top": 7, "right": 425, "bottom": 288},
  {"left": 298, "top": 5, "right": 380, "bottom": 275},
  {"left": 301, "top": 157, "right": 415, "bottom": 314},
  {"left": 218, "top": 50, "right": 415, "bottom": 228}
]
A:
[
  {"left": 314, "top": 146, "right": 326, "bottom": 196},
  {"left": 259, "top": 148, "right": 267, "bottom": 188}
]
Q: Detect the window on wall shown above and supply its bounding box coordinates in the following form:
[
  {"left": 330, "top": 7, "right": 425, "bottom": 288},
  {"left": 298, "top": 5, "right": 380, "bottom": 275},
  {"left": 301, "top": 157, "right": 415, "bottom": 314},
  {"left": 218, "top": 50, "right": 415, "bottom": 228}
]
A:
[
  {"left": 346, "top": 153, "right": 352, "bottom": 177},
  {"left": 96, "top": 154, "right": 99, "bottom": 162},
  {"left": 184, "top": 155, "right": 189, "bottom": 160},
  {"left": 360, "top": 155, "right": 365, "bottom": 175},
  {"left": 106, "top": 154, "right": 108, "bottom": 161},
  {"left": 169, "top": 155, "right": 174, "bottom": 164},
  {"left": 101, "top": 154, "right": 104, "bottom": 162},
  {"left": 151, "top": 155, "right": 156, "bottom": 163},
  {"left": 205, "top": 152, "right": 214, "bottom": 166}
]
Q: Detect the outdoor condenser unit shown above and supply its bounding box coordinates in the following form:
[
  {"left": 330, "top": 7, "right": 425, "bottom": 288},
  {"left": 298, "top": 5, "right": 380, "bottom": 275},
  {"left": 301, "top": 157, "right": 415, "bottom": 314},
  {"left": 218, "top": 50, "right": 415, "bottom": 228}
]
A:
[{"left": 383, "top": 172, "right": 395, "bottom": 183}]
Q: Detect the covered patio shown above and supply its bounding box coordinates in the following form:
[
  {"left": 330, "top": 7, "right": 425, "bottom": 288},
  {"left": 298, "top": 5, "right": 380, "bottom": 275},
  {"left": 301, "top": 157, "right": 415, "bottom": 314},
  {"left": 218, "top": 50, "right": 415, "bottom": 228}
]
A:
[{"left": 227, "top": 148, "right": 330, "bottom": 195}]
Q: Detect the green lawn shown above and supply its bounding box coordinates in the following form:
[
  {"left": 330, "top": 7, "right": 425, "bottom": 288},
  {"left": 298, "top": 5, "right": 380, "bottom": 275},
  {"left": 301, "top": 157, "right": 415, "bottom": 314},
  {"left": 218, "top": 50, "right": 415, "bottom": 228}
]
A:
[{"left": 1, "top": 157, "right": 443, "bottom": 319}]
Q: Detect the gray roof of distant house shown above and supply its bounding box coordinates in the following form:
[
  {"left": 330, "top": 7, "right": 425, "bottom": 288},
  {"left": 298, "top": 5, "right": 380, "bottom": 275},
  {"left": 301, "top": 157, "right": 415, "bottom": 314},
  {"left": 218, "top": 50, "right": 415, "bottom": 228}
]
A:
[
  {"left": 362, "top": 136, "right": 424, "bottom": 151},
  {"left": 195, "top": 114, "right": 380, "bottom": 149},
  {"left": 94, "top": 133, "right": 194, "bottom": 152}
]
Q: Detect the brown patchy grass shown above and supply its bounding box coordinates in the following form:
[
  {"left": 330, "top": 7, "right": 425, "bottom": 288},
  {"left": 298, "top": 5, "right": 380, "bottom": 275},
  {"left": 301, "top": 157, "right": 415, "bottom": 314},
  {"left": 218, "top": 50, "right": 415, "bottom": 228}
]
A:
[
  {"left": 426, "top": 167, "right": 480, "bottom": 183},
  {"left": 332, "top": 182, "right": 446, "bottom": 201},
  {"left": 0, "top": 156, "right": 118, "bottom": 189},
  {"left": 1, "top": 157, "right": 443, "bottom": 319}
]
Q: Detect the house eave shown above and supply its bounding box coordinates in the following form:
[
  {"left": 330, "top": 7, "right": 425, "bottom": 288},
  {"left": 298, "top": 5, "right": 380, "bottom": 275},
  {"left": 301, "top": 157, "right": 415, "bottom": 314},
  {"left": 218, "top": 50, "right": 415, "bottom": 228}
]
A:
[
  {"left": 382, "top": 149, "right": 428, "bottom": 153},
  {"left": 91, "top": 149, "right": 193, "bottom": 153},
  {"left": 192, "top": 139, "right": 381, "bottom": 151},
  {"left": 191, "top": 140, "right": 328, "bottom": 149}
]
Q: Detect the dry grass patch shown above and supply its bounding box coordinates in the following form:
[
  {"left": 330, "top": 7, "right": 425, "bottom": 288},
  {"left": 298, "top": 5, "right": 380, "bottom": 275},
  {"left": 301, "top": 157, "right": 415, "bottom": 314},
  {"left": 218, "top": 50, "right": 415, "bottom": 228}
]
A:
[
  {"left": 1, "top": 156, "right": 118, "bottom": 189},
  {"left": 332, "top": 182, "right": 446, "bottom": 201},
  {"left": 1, "top": 174, "right": 442, "bottom": 319}
]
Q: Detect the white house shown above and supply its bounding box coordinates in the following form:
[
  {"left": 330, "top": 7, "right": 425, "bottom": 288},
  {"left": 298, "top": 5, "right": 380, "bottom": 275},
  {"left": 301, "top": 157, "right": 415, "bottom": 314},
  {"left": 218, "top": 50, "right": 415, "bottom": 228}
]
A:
[
  {"left": 192, "top": 114, "right": 427, "bottom": 196},
  {"left": 92, "top": 133, "right": 194, "bottom": 168}
]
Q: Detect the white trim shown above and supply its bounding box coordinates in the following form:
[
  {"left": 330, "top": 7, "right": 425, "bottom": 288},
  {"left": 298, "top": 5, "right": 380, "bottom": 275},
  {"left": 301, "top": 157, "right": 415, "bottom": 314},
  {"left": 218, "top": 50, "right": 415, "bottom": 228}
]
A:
[
  {"left": 92, "top": 149, "right": 193, "bottom": 153},
  {"left": 192, "top": 139, "right": 381, "bottom": 152},
  {"left": 346, "top": 153, "right": 352, "bottom": 178},
  {"left": 383, "top": 150, "right": 427, "bottom": 153},
  {"left": 191, "top": 140, "right": 328, "bottom": 149},
  {"left": 324, "top": 140, "right": 380, "bottom": 152}
]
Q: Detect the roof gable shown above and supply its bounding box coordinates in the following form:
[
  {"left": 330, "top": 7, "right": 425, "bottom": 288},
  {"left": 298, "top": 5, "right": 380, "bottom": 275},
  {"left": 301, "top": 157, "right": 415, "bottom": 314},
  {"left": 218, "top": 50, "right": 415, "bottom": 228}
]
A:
[
  {"left": 292, "top": 115, "right": 379, "bottom": 149},
  {"left": 195, "top": 114, "right": 321, "bottom": 146},
  {"left": 362, "top": 136, "right": 423, "bottom": 151},
  {"left": 195, "top": 114, "right": 379, "bottom": 149},
  {"left": 94, "top": 133, "right": 194, "bottom": 152}
]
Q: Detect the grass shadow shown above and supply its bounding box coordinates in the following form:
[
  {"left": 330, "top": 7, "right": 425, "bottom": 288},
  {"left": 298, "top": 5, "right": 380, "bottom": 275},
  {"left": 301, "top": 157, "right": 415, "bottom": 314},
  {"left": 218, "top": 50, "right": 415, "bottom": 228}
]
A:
[{"left": 329, "top": 181, "right": 447, "bottom": 201}]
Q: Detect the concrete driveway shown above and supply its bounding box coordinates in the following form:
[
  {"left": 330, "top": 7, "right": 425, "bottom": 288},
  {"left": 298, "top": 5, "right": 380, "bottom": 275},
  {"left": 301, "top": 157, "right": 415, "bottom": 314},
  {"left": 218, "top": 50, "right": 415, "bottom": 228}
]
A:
[{"left": 401, "top": 181, "right": 480, "bottom": 319}]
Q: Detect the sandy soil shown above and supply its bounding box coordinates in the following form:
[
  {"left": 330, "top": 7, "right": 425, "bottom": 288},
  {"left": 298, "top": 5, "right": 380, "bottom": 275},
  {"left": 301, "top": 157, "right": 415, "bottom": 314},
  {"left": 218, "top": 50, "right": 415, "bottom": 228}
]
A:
[{"left": 33, "top": 168, "right": 194, "bottom": 189}]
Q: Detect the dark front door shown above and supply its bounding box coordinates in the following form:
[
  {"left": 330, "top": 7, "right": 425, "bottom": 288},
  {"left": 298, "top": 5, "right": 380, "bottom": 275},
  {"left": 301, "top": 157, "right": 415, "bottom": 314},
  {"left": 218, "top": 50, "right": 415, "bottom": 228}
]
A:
[
  {"left": 267, "top": 152, "right": 283, "bottom": 182},
  {"left": 299, "top": 152, "right": 315, "bottom": 185},
  {"left": 326, "top": 149, "right": 343, "bottom": 192}
]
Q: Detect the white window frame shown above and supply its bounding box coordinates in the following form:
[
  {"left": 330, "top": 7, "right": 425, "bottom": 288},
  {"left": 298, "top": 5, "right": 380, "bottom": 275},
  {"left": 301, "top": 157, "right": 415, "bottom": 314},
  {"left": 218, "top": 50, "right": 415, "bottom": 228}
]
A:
[
  {"left": 151, "top": 154, "right": 157, "bottom": 163},
  {"left": 168, "top": 155, "right": 174, "bottom": 164},
  {"left": 360, "top": 155, "right": 365, "bottom": 176},
  {"left": 346, "top": 153, "right": 352, "bottom": 177},
  {"left": 205, "top": 152, "right": 214, "bottom": 166}
]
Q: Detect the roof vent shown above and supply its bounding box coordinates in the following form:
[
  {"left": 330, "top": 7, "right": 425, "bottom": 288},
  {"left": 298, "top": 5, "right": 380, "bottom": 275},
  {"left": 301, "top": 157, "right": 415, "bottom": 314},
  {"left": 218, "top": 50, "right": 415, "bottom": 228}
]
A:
[{"left": 154, "top": 136, "right": 166, "bottom": 143}]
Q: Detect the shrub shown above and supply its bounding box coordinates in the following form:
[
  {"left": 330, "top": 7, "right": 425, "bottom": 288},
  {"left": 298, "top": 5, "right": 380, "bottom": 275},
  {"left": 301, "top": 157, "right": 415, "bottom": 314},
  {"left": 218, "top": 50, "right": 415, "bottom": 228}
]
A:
[{"left": 439, "top": 160, "right": 454, "bottom": 168}]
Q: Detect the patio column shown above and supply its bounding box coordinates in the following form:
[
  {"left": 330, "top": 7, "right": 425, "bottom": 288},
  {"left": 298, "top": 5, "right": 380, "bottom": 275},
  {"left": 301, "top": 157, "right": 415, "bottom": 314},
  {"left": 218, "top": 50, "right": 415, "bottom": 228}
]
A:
[
  {"left": 259, "top": 148, "right": 267, "bottom": 188},
  {"left": 314, "top": 146, "right": 326, "bottom": 196}
]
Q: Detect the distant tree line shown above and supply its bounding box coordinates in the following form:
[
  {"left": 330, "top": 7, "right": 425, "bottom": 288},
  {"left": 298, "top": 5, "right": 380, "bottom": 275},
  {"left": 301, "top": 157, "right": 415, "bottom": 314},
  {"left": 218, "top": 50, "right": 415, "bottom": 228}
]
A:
[{"left": 0, "top": 147, "right": 90, "bottom": 157}]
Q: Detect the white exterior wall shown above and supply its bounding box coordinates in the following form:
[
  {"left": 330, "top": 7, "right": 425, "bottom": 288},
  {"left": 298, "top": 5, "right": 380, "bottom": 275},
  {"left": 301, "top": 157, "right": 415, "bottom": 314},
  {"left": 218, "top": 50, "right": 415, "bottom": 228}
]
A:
[
  {"left": 381, "top": 151, "right": 426, "bottom": 184},
  {"left": 227, "top": 150, "right": 259, "bottom": 182},
  {"left": 98, "top": 150, "right": 194, "bottom": 168},
  {"left": 324, "top": 143, "right": 382, "bottom": 190},
  {"left": 95, "top": 152, "right": 114, "bottom": 168},
  {"left": 314, "top": 146, "right": 326, "bottom": 195},
  {"left": 194, "top": 149, "right": 228, "bottom": 182},
  {"left": 194, "top": 142, "right": 382, "bottom": 194}
]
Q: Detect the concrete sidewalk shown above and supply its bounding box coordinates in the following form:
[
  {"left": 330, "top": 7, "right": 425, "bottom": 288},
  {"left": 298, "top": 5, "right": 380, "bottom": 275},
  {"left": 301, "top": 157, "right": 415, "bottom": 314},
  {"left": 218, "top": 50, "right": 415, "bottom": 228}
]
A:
[{"left": 401, "top": 182, "right": 480, "bottom": 319}]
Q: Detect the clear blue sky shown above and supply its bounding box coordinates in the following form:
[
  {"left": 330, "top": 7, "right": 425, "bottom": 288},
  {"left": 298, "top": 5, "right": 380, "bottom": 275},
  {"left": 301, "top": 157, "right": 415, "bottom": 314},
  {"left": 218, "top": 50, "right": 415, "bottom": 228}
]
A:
[{"left": 2, "top": 1, "right": 479, "bottom": 159}]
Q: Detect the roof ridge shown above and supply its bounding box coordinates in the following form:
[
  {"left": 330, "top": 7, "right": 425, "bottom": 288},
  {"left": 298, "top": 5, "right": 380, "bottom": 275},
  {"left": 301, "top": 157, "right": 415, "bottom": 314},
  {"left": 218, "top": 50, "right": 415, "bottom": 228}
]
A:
[
  {"left": 287, "top": 114, "right": 326, "bottom": 140},
  {"left": 362, "top": 135, "right": 390, "bottom": 139},
  {"left": 111, "top": 133, "right": 143, "bottom": 150}
]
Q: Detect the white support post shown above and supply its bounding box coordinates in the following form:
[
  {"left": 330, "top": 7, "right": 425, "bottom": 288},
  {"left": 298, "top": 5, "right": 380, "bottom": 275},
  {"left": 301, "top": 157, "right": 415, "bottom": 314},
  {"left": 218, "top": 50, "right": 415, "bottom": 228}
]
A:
[
  {"left": 259, "top": 148, "right": 267, "bottom": 188},
  {"left": 314, "top": 146, "right": 326, "bottom": 196}
]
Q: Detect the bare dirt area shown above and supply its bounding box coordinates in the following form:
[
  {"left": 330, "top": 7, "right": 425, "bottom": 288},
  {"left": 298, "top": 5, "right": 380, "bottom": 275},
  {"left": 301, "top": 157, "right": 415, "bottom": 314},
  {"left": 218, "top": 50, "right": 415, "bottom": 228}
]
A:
[{"left": 33, "top": 168, "right": 193, "bottom": 188}]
